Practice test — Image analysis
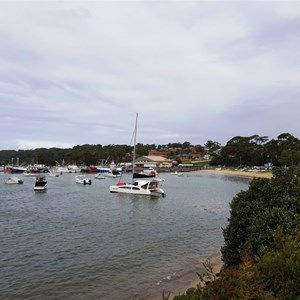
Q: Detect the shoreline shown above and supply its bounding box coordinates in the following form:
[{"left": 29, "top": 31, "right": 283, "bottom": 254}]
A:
[
  {"left": 169, "top": 168, "right": 272, "bottom": 299},
  {"left": 196, "top": 168, "right": 273, "bottom": 179},
  {"left": 168, "top": 252, "right": 223, "bottom": 299}
]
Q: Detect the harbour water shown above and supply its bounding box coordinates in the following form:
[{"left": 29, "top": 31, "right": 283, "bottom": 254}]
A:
[{"left": 0, "top": 172, "right": 249, "bottom": 300}]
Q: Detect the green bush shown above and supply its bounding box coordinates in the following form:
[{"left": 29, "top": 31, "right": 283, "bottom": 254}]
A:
[
  {"left": 171, "top": 229, "right": 300, "bottom": 300},
  {"left": 169, "top": 167, "right": 300, "bottom": 300},
  {"left": 221, "top": 168, "right": 300, "bottom": 268}
]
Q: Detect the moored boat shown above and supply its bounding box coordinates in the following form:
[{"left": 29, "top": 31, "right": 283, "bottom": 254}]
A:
[
  {"left": 68, "top": 165, "right": 80, "bottom": 173},
  {"left": 95, "top": 173, "right": 105, "bottom": 179},
  {"left": 170, "top": 171, "right": 183, "bottom": 176},
  {"left": 110, "top": 179, "right": 165, "bottom": 197},
  {"left": 10, "top": 166, "right": 27, "bottom": 173},
  {"left": 96, "top": 167, "right": 122, "bottom": 177},
  {"left": 4, "top": 176, "right": 24, "bottom": 184},
  {"left": 75, "top": 175, "right": 92, "bottom": 185},
  {"left": 48, "top": 172, "right": 59, "bottom": 177},
  {"left": 34, "top": 175, "right": 47, "bottom": 191},
  {"left": 23, "top": 171, "right": 38, "bottom": 176}
]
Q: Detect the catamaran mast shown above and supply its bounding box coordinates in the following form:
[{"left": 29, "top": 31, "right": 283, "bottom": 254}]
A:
[{"left": 132, "top": 112, "right": 138, "bottom": 178}]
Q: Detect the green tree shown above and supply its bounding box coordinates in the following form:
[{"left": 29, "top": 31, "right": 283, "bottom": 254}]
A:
[{"left": 211, "top": 135, "right": 269, "bottom": 167}]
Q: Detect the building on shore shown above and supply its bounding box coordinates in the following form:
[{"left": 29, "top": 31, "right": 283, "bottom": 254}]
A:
[{"left": 135, "top": 155, "right": 173, "bottom": 169}]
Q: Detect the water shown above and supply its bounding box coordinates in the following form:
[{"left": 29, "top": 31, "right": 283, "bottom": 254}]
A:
[{"left": 0, "top": 172, "right": 249, "bottom": 300}]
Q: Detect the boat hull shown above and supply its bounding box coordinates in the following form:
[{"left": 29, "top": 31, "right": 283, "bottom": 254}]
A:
[
  {"left": 34, "top": 185, "right": 47, "bottom": 191},
  {"left": 10, "top": 167, "right": 27, "bottom": 174}
]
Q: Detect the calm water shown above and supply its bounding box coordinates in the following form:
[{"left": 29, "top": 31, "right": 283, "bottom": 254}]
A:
[{"left": 0, "top": 172, "right": 249, "bottom": 300}]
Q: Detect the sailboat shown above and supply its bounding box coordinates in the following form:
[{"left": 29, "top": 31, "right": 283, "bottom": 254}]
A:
[{"left": 109, "top": 113, "right": 165, "bottom": 197}]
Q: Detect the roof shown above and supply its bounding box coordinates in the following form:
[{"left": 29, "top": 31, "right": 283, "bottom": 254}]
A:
[{"left": 136, "top": 156, "right": 172, "bottom": 163}]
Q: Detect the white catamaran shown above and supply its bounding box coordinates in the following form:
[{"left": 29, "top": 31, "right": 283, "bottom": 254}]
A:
[{"left": 109, "top": 113, "right": 165, "bottom": 197}]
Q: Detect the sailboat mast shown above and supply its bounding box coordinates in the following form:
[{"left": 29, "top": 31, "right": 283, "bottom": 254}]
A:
[{"left": 132, "top": 112, "right": 138, "bottom": 177}]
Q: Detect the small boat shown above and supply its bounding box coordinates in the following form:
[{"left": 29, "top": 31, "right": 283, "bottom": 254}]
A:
[
  {"left": 95, "top": 173, "right": 105, "bottom": 179},
  {"left": 48, "top": 172, "right": 59, "bottom": 177},
  {"left": 4, "top": 176, "right": 24, "bottom": 184},
  {"left": 97, "top": 167, "right": 122, "bottom": 177},
  {"left": 170, "top": 171, "right": 183, "bottom": 176},
  {"left": 75, "top": 175, "right": 92, "bottom": 185},
  {"left": 34, "top": 175, "right": 47, "bottom": 191},
  {"left": 23, "top": 171, "right": 38, "bottom": 176}
]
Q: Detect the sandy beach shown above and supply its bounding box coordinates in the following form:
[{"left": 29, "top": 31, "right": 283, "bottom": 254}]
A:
[
  {"left": 168, "top": 252, "right": 223, "bottom": 299},
  {"left": 197, "top": 168, "right": 273, "bottom": 179}
]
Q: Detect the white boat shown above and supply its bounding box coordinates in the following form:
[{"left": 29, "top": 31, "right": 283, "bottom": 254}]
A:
[
  {"left": 75, "top": 175, "right": 92, "bottom": 185},
  {"left": 110, "top": 179, "right": 165, "bottom": 197},
  {"left": 48, "top": 172, "right": 59, "bottom": 177},
  {"left": 68, "top": 165, "right": 80, "bottom": 173},
  {"left": 95, "top": 173, "right": 105, "bottom": 179},
  {"left": 4, "top": 176, "right": 24, "bottom": 184},
  {"left": 34, "top": 175, "right": 47, "bottom": 191},
  {"left": 56, "top": 166, "right": 70, "bottom": 173},
  {"left": 23, "top": 171, "right": 38, "bottom": 176},
  {"left": 170, "top": 171, "right": 183, "bottom": 176},
  {"left": 109, "top": 113, "right": 165, "bottom": 197}
]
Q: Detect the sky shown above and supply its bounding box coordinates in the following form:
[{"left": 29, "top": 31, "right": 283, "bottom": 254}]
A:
[{"left": 1, "top": 1, "right": 300, "bottom": 150}]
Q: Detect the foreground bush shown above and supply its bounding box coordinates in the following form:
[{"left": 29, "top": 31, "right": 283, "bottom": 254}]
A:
[
  {"left": 170, "top": 167, "right": 300, "bottom": 299},
  {"left": 171, "top": 229, "right": 300, "bottom": 300},
  {"left": 222, "top": 167, "right": 300, "bottom": 268}
]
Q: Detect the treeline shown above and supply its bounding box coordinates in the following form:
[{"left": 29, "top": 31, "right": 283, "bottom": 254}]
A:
[
  {"left": 0, "top": 143, "right": 144, "bottom": 166},
  {"left": 210, "top": 132, "right": 300, "bottom": 168},
  {"left": 0, "top": 142, "right": 201, "bottom": 166},
  {"left": 171, "top": 167, "right": 300, "bottom": 300},
  {"left": 1, "top": 132, "right": 300, "bottom": 167}
]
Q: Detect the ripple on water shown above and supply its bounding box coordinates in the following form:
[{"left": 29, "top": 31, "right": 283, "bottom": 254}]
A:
[{"left": 0, "top": 172, "right": 249, "bottom": 299}]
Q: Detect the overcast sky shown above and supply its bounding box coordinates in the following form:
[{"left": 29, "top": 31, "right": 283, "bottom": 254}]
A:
[{"left": 1, "top": 1, "right": 300, "bottom": 150}]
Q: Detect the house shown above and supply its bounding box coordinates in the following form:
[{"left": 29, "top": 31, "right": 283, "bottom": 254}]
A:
[{"left": 135, "top": 155, "right": 172, "bottom": 168}]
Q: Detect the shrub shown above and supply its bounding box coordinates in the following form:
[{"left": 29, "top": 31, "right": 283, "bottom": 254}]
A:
[{"left": 221, "top": 168, "right": 300, "bottom": 268}]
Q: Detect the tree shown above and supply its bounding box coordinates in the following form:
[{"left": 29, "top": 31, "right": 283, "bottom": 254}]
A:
[
  {"left": 211, "top": 135, "right": 275, "bottom": 167},
  {"left": 182, "top": 141, "right": 191, "bottom": 149},
  {"left": 279, "top": 149, "right": 300, "bottom": 167}
]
